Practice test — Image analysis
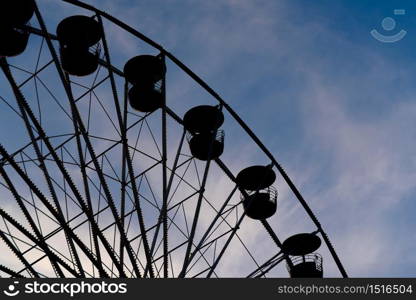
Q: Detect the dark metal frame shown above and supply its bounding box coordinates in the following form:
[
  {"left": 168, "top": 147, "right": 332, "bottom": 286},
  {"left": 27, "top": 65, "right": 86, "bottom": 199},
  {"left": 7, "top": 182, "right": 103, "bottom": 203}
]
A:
[{"left": 0, "top": 0, "right": 347, "bottom": 278}]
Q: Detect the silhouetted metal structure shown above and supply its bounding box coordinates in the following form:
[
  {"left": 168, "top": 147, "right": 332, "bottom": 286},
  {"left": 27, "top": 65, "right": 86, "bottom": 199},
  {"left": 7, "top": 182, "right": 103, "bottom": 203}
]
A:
[{"left": 0, "top": 0, "right": 347, "bottom": 278}]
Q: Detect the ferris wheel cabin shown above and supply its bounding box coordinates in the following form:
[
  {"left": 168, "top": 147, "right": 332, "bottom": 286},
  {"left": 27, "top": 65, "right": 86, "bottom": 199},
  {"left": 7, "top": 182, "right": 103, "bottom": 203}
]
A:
[
  {"left": 124, "top": 55, "right": 166, "bottom": 113},
  {"left": 0, "top": 0, "right": 35, "bottom": 57},
  {"left": 183, "top": 105, "right": 225, "bottom": 161},
  {"left": 57, "top": 15, "right": 103, "bottom": 76},
  {"left": 236, "top": 165, "right": 278, "bottom": 219},
  {"left": 282, "top": 233, "right": 323, "bottom": 278}
]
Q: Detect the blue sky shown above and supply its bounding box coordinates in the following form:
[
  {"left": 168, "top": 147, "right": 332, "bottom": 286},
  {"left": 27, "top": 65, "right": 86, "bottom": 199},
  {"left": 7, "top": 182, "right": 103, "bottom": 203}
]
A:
[{"left": 1, "top": 0, "right": 416, "bottom": 277}]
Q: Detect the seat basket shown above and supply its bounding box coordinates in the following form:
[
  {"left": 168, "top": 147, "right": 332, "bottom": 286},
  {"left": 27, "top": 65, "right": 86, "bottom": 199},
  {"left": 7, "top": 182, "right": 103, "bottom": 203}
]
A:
[
  {"left": 287, "top": 253, "right": 323, "bottom": 278},
  {"left": 60, "top": 47, "right": 100, "bottom": 76},
  {"left": 0, "top": 0, "right": 35, "bottom": 27},
  {"left": 187, "top": 130, "right": 224, "bottom": 161},
  {"left": 242, "top": 186, "right": 277, "bottom": 219},
  {"left": 0, "top": 28, "right": 30, "bottom": 57},
  {"left": 128, "top": 83, "right": 163, "bottom": 113}
]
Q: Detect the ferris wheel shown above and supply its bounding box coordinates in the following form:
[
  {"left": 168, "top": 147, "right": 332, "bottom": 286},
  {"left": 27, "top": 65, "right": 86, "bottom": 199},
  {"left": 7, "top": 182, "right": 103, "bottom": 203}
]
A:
[{"left": 0, "top": 0, "right": 347, "bottom": 278}]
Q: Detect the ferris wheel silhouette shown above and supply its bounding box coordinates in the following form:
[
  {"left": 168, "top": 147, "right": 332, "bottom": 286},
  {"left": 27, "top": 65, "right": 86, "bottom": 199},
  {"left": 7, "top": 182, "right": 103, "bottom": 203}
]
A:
[{"left": 0, "top": 0, "right": 347, "bottom": 278}]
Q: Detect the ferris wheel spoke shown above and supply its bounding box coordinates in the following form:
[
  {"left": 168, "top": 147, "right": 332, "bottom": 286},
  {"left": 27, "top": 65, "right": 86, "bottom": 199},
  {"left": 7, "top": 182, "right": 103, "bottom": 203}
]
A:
[
  {"left": 0, "top": 230, "right": 40, "bottom": 277},
  {"left": 8, "top": 229, "right": 97, "bottom": 278},
  {"left": 100, "top": 14, "right": 158, "bottom": 277},
  {"left": 184, "top": 196, "right": 257, "bottom": 277},
  {"left": 246, "top": 252, "right": 285, "bottom": 278},
  {"left": 125, "top": 150, "right": 254, "bottom": 278},
  {"left": 2, "top": 57, "right": 112, "bottom": 276},
  {"left": 67, "top": 91, "right": 104, "bottom": 279},
  {"left": 150, "top": 203, "right": 183, "bottom": 265},
  {"left": 159, "top": 53, "right": 169, "bottom": 277},
  {"left": 1, "top": 187, "right": 120, "bottom": 278},
  {"left": 206, "top": 214, "right": 245, "bottom": 278},
  {"left": 125, "top": 159, "right": 162, "bottom": 186},
  {"left": 185, "top": 185, "right": 238, "bottom": 270},
  {"left": 159, "top": 217, "right": 219, "bottom": 277},
  {"left": 84, "top": 140, "right": 121, "bottom": 167},
  {"left": 0, "top": 264, "right": 27, "bottom": 278},
  {"left": 32, "top": 76, "right": 74, "bottom": 121},
  {"left": 147, "top": 130, "right": 186, "bottom": 277},
  {"left": 0, "top": 145, "right": 110, "bottom": 277},
  {"left": 22, "top": 205, "right": 124, "bottom": 277},
  {"left": 1, "top": 58, "right": 86, "bottom": 277},
  {"left": 119, "top": 87, "right": 128, "bottom": 271},
  {"left": 260, "top": 219, "right": 300, "bottom": 275},
  {"left": 72, "top": 76, "right": 109, "bottom": 104},
  {"left": 17, "top": 59, "right": 54, "bottom": 89},
  {"left": 0, "top": 95, "right": 34, "bottom": 131},
  {"left": 0, "top": 208, "right": 82, "bottom": 277},
  {"left": 0, "top": 180, "right": 59, "bottom": 228},
  {"left": 146, "top": 195, "right": 219, "bottom": 277},
  {"left": 61, "top": 146, "right": 129, "bottom": 277},
  {"left": 128, "top": 189, "right": 199, "bottom": 245},
  {"left": 185, "top": 228, "right": 233, "bottom": 277},
  {"left": 33, "top": 4, "right": 143, "bottom": 278},
  {"left": 122, "top": 143, "right": 154, "bottom": 277},
  {"left": 4, "top": 203, "right": 107, "bottom": 262},
  {"left": 166, "top": 158, "right": 194, "bottom": 206},
  {"left": 179, "top": 158, "right": 212, "bottom": 277}
]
